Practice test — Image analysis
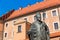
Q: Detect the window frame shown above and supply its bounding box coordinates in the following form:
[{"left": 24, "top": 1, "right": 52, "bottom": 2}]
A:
[
  {"left": 51, "top": 9, "right": 58, "bottom": 17},
  {"left": 18, "top": 25, "right": 21, "bottom": 32},
  {"left": 53, "top": 22, "right": 59, "bottom": 30},
  {"left": 5, "top": 33, "right": 7, "bottom": 37},
  {"left": 5, "top": 23, "right": 8, "bottom": 27},
  {"left": 42, "top": 11, "right": 47, "bottom": 20},
  {"left": 4, "top": 32, "right": 8, "bottom": 38}
]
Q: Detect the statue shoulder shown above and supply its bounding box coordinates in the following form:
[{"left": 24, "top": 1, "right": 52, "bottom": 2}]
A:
[
  {"left": 42, "top": 21, "right": 46, "bottom": 25},
  {"left": 41, "top": 21, "right": 48, "bottom": 27},
  {"left": 32, "top": 21, "right": 37, "bottom": 24},
  {"left": 31, "top": 21, "right": 37, "bottom": 27}
]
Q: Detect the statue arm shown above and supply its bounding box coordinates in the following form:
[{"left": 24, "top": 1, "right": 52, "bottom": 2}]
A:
[
  {"left": 27, "top": 28, "right": 31, "bottom": 35},
  {"left": 27, "top": 30, "right": 31, "bottom": 40},
  {"left": 27, "top": 24, "right": 35, "bottom": 40},
  {"left": 27, "top": 25, "right": 32, "bottom": 40},
  {"left": 45, "top": 25, "right": 50, "bottom": 35},
  {"left": 27, "top": 24, "right": 33, "bottom": 35},
  {"left": 43, "top": 22, "right": 50, "bottom": 35}
]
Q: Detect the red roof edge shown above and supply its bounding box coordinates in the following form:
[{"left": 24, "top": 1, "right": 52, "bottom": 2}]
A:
[
  {"left": 2, "top": 9, "right": 15, "bottom": 20},
  {"left": 6, "top": 0, "right": 60, "bottom": 20}
]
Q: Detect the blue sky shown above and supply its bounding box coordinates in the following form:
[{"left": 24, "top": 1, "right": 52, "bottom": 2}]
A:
[{"left": 0, "top": 0, "right": 43, "bottom": 16}]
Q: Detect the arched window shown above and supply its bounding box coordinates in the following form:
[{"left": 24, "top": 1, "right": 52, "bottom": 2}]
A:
[
  {"left": 6, "top": 23, "right": 8, "bottom": 27},
  {"left": 5, "top": 33, "right": 7, "bottom": 37}
]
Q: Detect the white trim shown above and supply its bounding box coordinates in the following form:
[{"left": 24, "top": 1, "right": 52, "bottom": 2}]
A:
[
  {"left": 5, "top": 23, "right": 8, "bottom": 27},
  {"left": 46, "top": 22, "right": 49, "bottom": 27},
  {"left": 45, "top": 11, "right": 48, "bottom": 18},
  {"left": 24, "top": 17, "right": 27, "bottom": 21},
  {"left": 41, "top": 12, "right": 43, "bottom": 21},
  {"left": 12, "top": 20, "right": 17, "bottom": 25},
  {"left": 51, "top": 9, "right": 58, "bottom": 17},
  {"left": 4, "top": 32, "right": 8, "bottom": 38},
  {"left": 53, "top": 21, "right": 59, "bottom": 30},
  {"left": 18, "top": 25, "right": 22, "bottom": 32},
  {"left": 42, "top": 11, "right": 47, "bottom": 21}
]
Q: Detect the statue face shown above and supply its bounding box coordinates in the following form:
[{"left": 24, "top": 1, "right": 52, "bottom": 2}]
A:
[
  {"left": 34, "top": 13, "right": 41, "bottom": 21},
  {"left": 36, "top": 13, "right": 41, "bottom": 21},
  {"left": 37, "top": 16, "right": 41, "bottom": 21}
]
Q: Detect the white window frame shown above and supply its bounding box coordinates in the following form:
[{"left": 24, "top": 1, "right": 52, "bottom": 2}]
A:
[
  {"left": 5, "top": 22, "right": 8, "bottom": 28},
  {"left": 18, "top": 25, "right": 21, "bottom": 32},
  {"left": 41, "top": 12, "right": 43, "bottom": 21},
  {"left": 53, "top": 22, "right": 59, "bottom": 30},
  {"left": 12, "top": 20, "right": 17, "bottom": 24},
  {"left": 4, "top": 32, "right": 8, "bottom": 38},
  {"left": 13, "top": 20, "right": 16, "bottom": 23},
  {"left": 42, "top": 11, "right": 48, "bottom": 21},
  {"left": 24, "top": 17, "right": 27, "bottom": 21},
  {"left": 51, "top": 9, "right": 58, "bottom": 17}
]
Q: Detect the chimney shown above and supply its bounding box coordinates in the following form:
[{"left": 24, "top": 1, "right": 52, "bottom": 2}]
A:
[
  {"left": 36, "top": 2, "right": 40, "bottom": 4},
  {"left": 28, "top": 4, "right": 31, "bottom": 7},
  {"left": 44, "top": 0, "right": 48, "bottom": 1},
  {"left": 19, "top": 7, "right": 22, "bottom": 10}
]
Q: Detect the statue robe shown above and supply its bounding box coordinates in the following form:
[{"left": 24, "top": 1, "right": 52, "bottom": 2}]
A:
[{"left": 27, "top": 21, "right": 50, "bottom": 40}]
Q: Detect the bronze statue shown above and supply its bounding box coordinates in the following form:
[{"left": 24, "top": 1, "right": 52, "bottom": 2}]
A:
[{"left": 27, "top": 13, "right": 50, "bottom": 40}]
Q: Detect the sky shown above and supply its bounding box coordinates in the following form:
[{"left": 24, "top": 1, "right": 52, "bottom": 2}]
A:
[{"left": 0, "top": 0, "right": 43, "bottom": 16}]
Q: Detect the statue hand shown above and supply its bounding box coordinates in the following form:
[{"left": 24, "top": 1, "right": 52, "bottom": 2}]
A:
[
  {"left": 46, "top": 31, "right": 49, "bottom": 35},
  {"left": 27, "top": 30, "right": 31, "bottom": 35}
]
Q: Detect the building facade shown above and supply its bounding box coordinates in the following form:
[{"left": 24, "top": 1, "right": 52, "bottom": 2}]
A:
[
  {"left": 0, "top": 18, "right": 3, "bottom": 40},
  {"left": 0, "top": 0, "right": 60, "bottom": 40}
]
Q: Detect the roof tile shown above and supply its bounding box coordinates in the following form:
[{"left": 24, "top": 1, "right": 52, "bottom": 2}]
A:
[{"left": 6, "top": 0, "right": 60, "bottom": 20}]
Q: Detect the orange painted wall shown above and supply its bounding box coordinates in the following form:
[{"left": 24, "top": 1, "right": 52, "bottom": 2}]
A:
[{"left": 44, "top": 8, "right": 60, "bottom": 33}]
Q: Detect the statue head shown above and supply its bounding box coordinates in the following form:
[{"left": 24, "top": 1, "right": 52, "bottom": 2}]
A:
[{"left": 34, "top": 13, "right": 41, "bottom": 21}]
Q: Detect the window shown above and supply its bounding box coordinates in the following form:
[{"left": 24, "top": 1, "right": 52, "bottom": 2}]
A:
[
  {"left": 43, "top": 12, "right": 46, "bottom": 20},
  {"left": 24, "top": 18, "right": 27, "bottom": 20},
  {"left": 24, "top": 18, "right": 27, "bottom": 21},
  {"left": 52, "top": 10, "right": 57, "bottom": 16},
  {"left": 5, "top": 33, "right": 7, "bottom": 37},
  {"left": 54, "top": 22, "right": 58, "bottom": 30},
  {"left": 13, "top": 21, "right": 16, "bottom": 25},
  {"left": 18, "top": 25, "right": 21, "bottom": 32},
  {"left": 6, "top": 23, "right": 8, "bottom": 27},
  {"left": 14, "top": 21, "right": 16, "bottom": 23}
]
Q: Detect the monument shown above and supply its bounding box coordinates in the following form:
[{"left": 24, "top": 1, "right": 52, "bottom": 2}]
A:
[{"left": 27, "top": 13, "right": 50, "bottom": 40}]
